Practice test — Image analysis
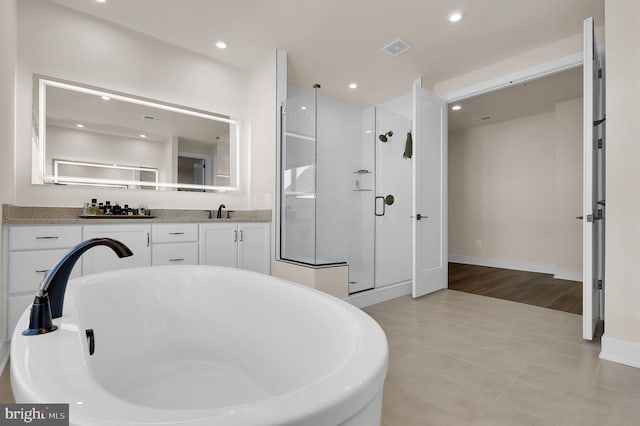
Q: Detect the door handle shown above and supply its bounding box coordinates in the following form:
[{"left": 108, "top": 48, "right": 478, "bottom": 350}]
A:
[
  {"left": 415, "top": 213, "right": 428, "bottom": 220},
  {"left": 576, "top": 216, "right": 584, "bottom": 220},
  {"left": 375, "top": 196, "right": 385, "bottom": 216}
]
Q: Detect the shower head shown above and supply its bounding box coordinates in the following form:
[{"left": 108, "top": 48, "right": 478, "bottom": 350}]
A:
[{"left": 378, "top": 130, "right": 393, "bottom": 142}]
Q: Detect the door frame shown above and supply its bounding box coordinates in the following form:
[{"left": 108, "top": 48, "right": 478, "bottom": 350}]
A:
[
  {"left": 440, "top": 52, "right": 583, "bottom": 103},
  {"left": 440, "top": 43, "right": 602, "bottom": 341}
]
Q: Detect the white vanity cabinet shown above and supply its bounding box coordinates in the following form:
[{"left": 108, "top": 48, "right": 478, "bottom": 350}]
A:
[
  {"left": 5, "top": 225, "right": 82, "bottom": 337},
  {"left": 151, "top": 223, "right": 199, "bottom": 266},
  {"left": 4, "top": 219, "right": 270, "bottom": 338},
  {"left": 82, "top": 224, "right": 152, "bottom": 275},
  {"left": 199, "top": 222, "right": 270, "bottom": 274}
]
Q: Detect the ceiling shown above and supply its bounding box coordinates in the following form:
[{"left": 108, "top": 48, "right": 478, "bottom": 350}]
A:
[
  {"left": 48, "top": 0, "right": 603, "bottom": 106},
  {"left": 448, "top": 66, "right": 583, "bottom": 132}
]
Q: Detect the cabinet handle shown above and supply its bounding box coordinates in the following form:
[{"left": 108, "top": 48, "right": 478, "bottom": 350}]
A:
[
  {"left": 36, "top": 236, "right": 59, "bottom": 240},
  {"left": 240, "top": 230, "right": 243, "bottom": 242},
  {"left": 169, "top": 232, "right": 184, "bottom": 235},
  {"left": 147, "top": 232, "right": 150, "bottom": 247},
  {"left": 35, "top": 269, "right": 50, "bottom": 274},
  {"left": 234, "top": 230, "right": 237, "bottom": 242},
  {"left": 169, "top": 258, "right": 184, "bottom": 262}
]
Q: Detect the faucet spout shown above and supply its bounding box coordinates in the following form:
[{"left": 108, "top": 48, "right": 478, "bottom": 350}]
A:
[
  {"left": 216, "top": 204, "right": 226, "bottom": 219},
  {"left": 23, "top": 238, "right": 133, "bottom": 335}
]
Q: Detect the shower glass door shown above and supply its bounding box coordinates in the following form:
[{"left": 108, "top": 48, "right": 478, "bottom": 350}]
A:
[{"left": 375, "top": 108, "right": 413, "bottom": 288}]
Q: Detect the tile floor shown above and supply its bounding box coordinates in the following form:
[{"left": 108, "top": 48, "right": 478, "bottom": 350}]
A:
[
  {"left": 2, "top": 290, "right": 640, "bottom": 425},
  {"left": 364, "top": 290, "right": 640, "bottom": 426}
]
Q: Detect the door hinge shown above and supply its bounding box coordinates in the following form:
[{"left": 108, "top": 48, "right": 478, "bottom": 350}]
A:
[
  {"left": 597, "top": 279, "right": 603, "bottom": 290},
  {"left": 595, "top": 209, "right": 604, "bottom": 220},
  {"left": 588, "top": 209, "right": 604, "bottom": 222},
  {"left": 598, "top": 69, "right": 603, "bottom": 79},
  {"left": 597, "top": 138, "right": 603, "bottom": 149},
  {"left": 593, "top": 115, "right": 606, "bottom": 127}
]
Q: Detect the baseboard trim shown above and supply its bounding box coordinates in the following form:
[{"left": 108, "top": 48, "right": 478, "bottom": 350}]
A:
[
  {"left": 449, "top": 255, "right": 582, "bottom": 281},
  {"left": 347, "top": 280, "right": 412, "bottom": 309},
  {"left": 0, "top": 340, "right": 10, "bottom": 379},
  {"left": 553, "top": 268, "right": 583, "bottom": 282},
  {"left": 600, "top": 335, "right": 640, "bottom": 369}
]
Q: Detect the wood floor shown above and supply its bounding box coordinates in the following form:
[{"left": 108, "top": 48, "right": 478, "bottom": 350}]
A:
[{"left": 448, "top": 263, "right": 582, "bottom": 314}]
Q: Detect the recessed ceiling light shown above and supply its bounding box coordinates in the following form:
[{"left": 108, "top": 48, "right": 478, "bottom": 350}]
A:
[
  {"left": 139, "top": 134, "right": 147, "bottom": 138},
  {"left": 76, "top": 124, "right": 85, "bottom": 128},
  {"left": 101, "top": 95, "right": 111, "bottom": 101},
  {"left": 448, "top": 11, "right": 464, "bottom": 23},
  {"left": 451, "top": 104, "right": 462, "bottom": 111},
  {"left": 348, "top": 82, "right": 358, "bottom": 89},
  {"left": 95, "top": 0, "right": 107, "bottom": 3},
  {"left": 365, "top": 130, "right": 373, "bottom": 134},
  {"left": 215, "top": 40, "right": 227, "bottom": 49},
  {"left": 300, "top": 106, "right": 307, "bottom": 110}
]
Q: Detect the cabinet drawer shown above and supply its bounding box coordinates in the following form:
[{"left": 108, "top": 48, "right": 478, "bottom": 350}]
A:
[
  {"left": 8, "top": 250, "right": 82, "bottom": 294},
  {"left": 9, "top": 225, "right": 82, "bottom": 251},
  {"left": 152, "top": 224, "right": 198, "bottom": 243},
  {"left": 152, "top": 242, "right": 199, "bottom": 266}
]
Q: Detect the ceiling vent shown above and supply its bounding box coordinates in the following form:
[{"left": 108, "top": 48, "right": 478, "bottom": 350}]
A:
[
  {"left": 382, "top": 39, "right": 411, "bottom": 57},
  {"left": 470, "top": 116, "right": 492, "bottom": 123}
]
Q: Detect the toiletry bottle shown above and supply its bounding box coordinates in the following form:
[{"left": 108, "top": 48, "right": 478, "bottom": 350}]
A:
[
  {"left": 104, "top": 201, "right": 112, "bottom": 215},
  {"left": 90, "top": 198, "right": 98, "bottom": 215},
  {"left": 98, "top": 202, "right": 104, "bottom": 215}
]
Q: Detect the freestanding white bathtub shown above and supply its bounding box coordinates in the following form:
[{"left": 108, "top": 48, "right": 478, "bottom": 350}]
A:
[{"left": 11, "top": 265, "right": 388, "bottom": 426}]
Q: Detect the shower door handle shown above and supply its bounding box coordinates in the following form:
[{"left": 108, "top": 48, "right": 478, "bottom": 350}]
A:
[{"left": 375, "top": 196, "right": 385, "bottom": 216}]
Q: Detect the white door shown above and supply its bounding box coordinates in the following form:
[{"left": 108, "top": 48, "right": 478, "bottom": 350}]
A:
[
  {"left": 199, "top": 223, "right": 238, "bottom": 268},
  {"left": 412, "top": 83, "right": 448, "bottom": 298},
  {"left": 582, "top": 17, "right": 606, "bottom": 340}
]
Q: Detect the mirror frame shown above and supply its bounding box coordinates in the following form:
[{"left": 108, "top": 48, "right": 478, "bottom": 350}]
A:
[{"left": 33, "top": 76, "right": 242, "bottom": 193}]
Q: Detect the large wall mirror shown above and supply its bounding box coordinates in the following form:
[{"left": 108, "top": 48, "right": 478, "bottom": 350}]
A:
[{"left": 32, "top": 76, "right": 241, "bottom": 192}]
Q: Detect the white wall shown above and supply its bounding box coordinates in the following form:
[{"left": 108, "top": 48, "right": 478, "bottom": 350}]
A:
[
  {"left": 15, "top": 0, "right": 250, "bottom": 209},
  {"left": 449, "top": 99, "right": 583, "bottom": 279},
  {"left": 0, "top": 0, "right": 17, "bottom": 343},
  {"left": 449, "top": 112, "right": 557, "bottom": 270},
  {"left": 600, "top": 0, "right": 640, "bottom": 367}
]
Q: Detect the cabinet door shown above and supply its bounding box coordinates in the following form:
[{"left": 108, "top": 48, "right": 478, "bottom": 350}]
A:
[
  {"left": 82, "top": 224, "right": 152, "bottom": 275},
  {"left": 199, "top": 223, "right": 238, "bottom": 268},
  {"left": 238, "top": 223, "right": 270, "bottom": 274}
]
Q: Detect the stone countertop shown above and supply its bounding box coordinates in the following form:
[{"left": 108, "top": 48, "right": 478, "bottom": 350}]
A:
[{"left": 2, "top": 205, "right": 271, "bottom": 225}]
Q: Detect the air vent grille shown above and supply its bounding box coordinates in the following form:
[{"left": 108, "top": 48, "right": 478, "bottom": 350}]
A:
[
  {"left": 382, "top": 39, "right": 411, "bottom": 57},
  {"left": 470, "top": 116, "right": 492, "bottom": 123}
]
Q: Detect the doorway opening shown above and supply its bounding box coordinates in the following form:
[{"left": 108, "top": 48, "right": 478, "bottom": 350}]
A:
[{"left": 447, "top": 67, "right": 584, "bottom": 315}]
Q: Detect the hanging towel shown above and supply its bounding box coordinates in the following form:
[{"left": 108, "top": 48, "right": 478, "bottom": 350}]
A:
[{"left": 403, "top": 131, "right": 413, "bottom": 159}]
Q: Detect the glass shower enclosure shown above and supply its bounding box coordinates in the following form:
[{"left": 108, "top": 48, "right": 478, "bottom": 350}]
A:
[{"left": 280, "top": 82, "right": 413, "bottom": 294}]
